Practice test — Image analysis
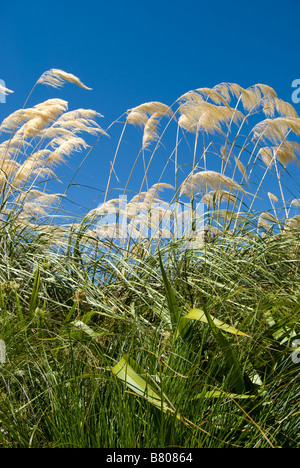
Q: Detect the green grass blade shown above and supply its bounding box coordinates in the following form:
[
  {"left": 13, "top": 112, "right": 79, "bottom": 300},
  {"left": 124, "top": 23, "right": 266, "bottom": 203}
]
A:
[
  {"left": 183, "top": 308, "right": 250, "bottom": 337},
  {"left": 195, "top": 303, "right": 246, "bottom": 395},
  {"left": 29, "top": 266, "right": 40, "bottom": 317},
  {"left": 158, "top": 250, "right": 189, "bottom": 338},
  {"left": 214, "top": 328, "right": 246, "bottom": 394},
  {"left": 111, "top": 354, "right": 175, "bottom": 413},
  {"left": 158, "top": 250, "right": 180, "bottom": 330},
  {"left": 15, "top": 290, "right": 25, "bottom": 330},
  {"left": 64, "top": 301, "right": 78, "bottom": 324}
]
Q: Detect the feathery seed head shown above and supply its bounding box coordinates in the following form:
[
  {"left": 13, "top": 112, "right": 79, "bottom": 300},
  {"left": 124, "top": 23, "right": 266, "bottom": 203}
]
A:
[
  {"left": 284, "top": 215, "right": 300, "bottom": 232},
  {"left": 127, "top": 102, "right": 173, "bottom": 127},
  {"left": 0, "top": 84, "right": 14, "bottom": 96},
  {"left": 0, "top": 99, "right": 68, "bottom": 136},
  {"left": 258, "top": 141, "right": 299, "bottom": 168},
  {"left": 51, "top": 109, "right": 108, "bottom": 137},
  {"left": 212, "top": 83, "right": 243, "bottom": 103},
  {"left": 268, "top": 192, "right": 279, "bottom": 203},
  {"left": 252, "top": 117, "right": 300, "bottom": 145},
  {"left": 234, "top": 157, "right": 248, "bottom": 180},
  {"left": 274, "top": 98, "right": 298, "bottom": 118},
  {"left": 142, "top": 113, "right": 161, "bottom": 149},
  {"left": 0, "top": 160, "right": 20, "bottom": 188},
  {"left": 291, "top": 198, "right": 300, "bottom": 208},
  {"left": 179, "top": 87, "right": 230, "bottom": 107},
  {"left": 213, "top": 82, "right": 277, "bottom": 113},
  {"left": 37, "top": 69, "right": 92, "bottom": 90},
  {"left": 143, "top": 183, "right": 173, "bottom": 203},
  {"left": 181, "top": 170, "right": 245, "bottom": 198},
  {"left": 212, "top": 189, "right": 238, "bottom": 205},
  {"left": 258, "top": 147, "right": 274, "bottom": 167},
  {"left": 46, "top": 137, "right": 89, "bottom": 165},
  {"left": 12, "top": 152, "right": 57, "bottom": 188},
  {"left": 258, "top": 211, "right": 277, "bottom": 229},
  {"left": 178, "top": 100, "right": 243, "bottom": 134},
  {"left": 14, "top": 190, "right": 63, "bottom": 219}
]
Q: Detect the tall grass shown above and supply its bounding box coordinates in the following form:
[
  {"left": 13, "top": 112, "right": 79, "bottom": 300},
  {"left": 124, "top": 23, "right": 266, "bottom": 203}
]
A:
[{"left": 0, "top": 70, "right": 299, "bottom": 448}]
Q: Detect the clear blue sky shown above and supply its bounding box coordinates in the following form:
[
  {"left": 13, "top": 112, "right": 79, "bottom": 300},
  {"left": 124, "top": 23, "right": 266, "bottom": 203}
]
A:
[{"left": 1, "top": 0, "right": 300, "bottom": 216}]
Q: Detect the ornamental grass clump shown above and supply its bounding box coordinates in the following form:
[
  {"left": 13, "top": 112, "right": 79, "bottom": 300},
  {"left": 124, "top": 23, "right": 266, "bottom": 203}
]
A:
[
  {"left": 0, "top": 70, "right": 106, "bottom": 230},
  {"left": 0, "top": 73, "right": 299, "bottom": 448}
]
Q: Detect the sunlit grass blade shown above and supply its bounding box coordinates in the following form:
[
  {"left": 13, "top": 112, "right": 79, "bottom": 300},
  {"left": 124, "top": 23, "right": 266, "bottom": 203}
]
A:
[
  {"left": 202, "top": 390, "right": 256, "bottom": 399},
  {"left": 182, "top": 308, "right": 250, "bottom": 337},
  {"left": 111, "top": 354, "right": 176, "bottom": 414}
]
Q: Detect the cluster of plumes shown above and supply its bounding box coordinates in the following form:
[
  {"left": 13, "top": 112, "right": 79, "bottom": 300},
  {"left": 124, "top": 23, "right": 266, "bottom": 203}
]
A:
[
  {"left": 0, "top": 69, "right": 107, "bottom": 226},
  {"left": 86, "top": 177, "right": 246, "bottom": 246},
  {"left": 177, "top": 83, "right": 300, "bottom": 169},
  {"left": 15, "top": 190, "right": 64, "bottom": 217},
  {"left": 248, "top": 93, "right": 300, "bottom": 168},
  {"left": 122, "top": 83, "right": 300, "bottom": 241},
  {"left": 2, "top": 73, "right": 299, "bottom": 250},
  {"left": 178, "top": 95, "right": 243, "bottom": 135},
  {"left": 87, "top": 182, "right": 175, "bottom": 240},
  {"left": 257, "top": 210, "right": 300, "bottom": 237},
  {"left": 285, "top": 214, "right": 300, "bottom": 232},
  {"left": 258, "top": 195, "right": 300, "bottom": 234},
  {"left": 180, "top": 170, "right": 245, "bottom": 199},
  {"left": 124, "top": 83, "right": 300, "bottom": 183},
  {"left": 200, "top": 189, "right": 239, "bottom": 207},
  {"left": 177, "top": 83, "right": 283, "bottom": 135}
]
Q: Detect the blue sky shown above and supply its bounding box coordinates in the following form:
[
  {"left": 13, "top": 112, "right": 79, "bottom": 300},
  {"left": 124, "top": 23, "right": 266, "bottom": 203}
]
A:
[{"left": 1, "top": 0, "right": 300, "bottom": 217}]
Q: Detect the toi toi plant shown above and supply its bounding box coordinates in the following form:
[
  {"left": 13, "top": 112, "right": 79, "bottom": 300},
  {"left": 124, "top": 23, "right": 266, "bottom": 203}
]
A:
[
  {"left": 0, "top": 69, "right": 300, "bottom": 255},
  {"left": 0, "top": 70, "right": 299, "bottom": 449}
]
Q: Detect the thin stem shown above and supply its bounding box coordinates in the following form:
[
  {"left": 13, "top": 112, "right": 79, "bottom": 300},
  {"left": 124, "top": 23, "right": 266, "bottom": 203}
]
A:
[{"left": 104, "top": 120, "right": 127, "bottom": 203}]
